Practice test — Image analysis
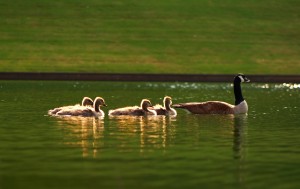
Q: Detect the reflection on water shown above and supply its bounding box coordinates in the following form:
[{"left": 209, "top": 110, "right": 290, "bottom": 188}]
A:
[
  {"left": 52, "top": 114, "right": 249, "bottom": 189},
  {"left": 109, "top": 116, "right": 176, "bottom": 153},
  {"left": 232, "top": 114, "right": 248, "bottom": 187},
  {"left": 51, "top": 103, "right": 250, "bottom": 188},
  {"left": 55, "top": 115, "right": 177, "bottom": 157},
  {"left": 56, "top": 116, "right": 104, "bottom": 158},
  {"left": 1, "top": 81, "right": 299, "bottom": 189},
  {"left": 54, "top": 113, "right": 248, "bottom": 162},
  {"left": 233, "top": 114, "right": 248, "bottom": 160}
]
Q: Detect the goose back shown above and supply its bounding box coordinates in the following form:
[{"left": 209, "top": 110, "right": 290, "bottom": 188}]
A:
[{"left": 173, "top": 101, "right": 235, "bottom": 114}]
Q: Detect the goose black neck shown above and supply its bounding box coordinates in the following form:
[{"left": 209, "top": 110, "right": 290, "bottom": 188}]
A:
[{"left": 234, "top": 80, "right": 244, "bottom": 105}]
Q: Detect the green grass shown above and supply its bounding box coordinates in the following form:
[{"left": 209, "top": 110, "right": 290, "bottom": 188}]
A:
[{"left": 0, "top": 0, "right": 299, "bottom": 74}]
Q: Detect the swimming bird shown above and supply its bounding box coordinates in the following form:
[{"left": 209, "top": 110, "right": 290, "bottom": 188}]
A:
[
  {"left": 48, "top": 97, "right": 94, "bottom": 116},
  {"left": 54, "top": 97, "right": 107, "bottom": 117},
  {"left": 81, "top": 97, "right": 94, "bottom": 107},
  {"left": 108, "top": 99, "right": 157, "bottom": 116},
  {"left": 154, "top": 96, "right": 177, "bottom": 116},
  {"left": 173, "top": 74, "right": 250, "bottom": 114}
]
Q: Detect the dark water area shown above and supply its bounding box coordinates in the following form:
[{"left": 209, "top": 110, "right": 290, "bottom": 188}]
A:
[{"left": 0, "top": 81, "right": 299, "bottom": 189}]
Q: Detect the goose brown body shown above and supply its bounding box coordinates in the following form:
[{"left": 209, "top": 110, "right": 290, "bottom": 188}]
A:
[
  {"left": 173, "top": 101, "right": 235, "bottom": 114},
  {"left": 173, "top": 74, "right": 250, "bottom": 115}
]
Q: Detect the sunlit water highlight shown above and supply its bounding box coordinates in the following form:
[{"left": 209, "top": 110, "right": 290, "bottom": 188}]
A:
[{"left": 0, "top": 81, "right": 299, "bottom": 189}]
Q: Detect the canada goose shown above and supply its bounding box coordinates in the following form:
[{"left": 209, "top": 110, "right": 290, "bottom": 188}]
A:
[
  {"left": 48, "top": 97, "right": 94, "bottom": 116},
  {"left": 108, "top": 99, "right": 157, "bottom": 116},
  {"left": 173, "top": 74, "right": 250, "bottom": 114},
  {"left": 54, "top": 97, "right": 107, "bottom": 117},
  {"left": 154, "top": 96, "right": 177, "bottom": 116}
]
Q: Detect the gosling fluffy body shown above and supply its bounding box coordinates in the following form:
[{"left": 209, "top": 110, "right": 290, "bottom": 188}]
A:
[
  {"left": 154, "top": 96, "right": 177, "bottom": 116},
  {"left": 108, "top": 99, "right": 157, "bottom": 116},
  {"left": 49, "top": 97, "right": 107, "bottom": 117}
]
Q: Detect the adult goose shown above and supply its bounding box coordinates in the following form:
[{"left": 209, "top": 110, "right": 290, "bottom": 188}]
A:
[
  {"left": 154, "top": 96, "right": 177, "bottom": 116},
  {"left": 53, "top": 97, "right": 107, "bottom": 117},
  {"left": 173, "top": 74, "right": 250, "bottom": 114},
  {"left": 108, "top": 99, "right": 157, "bottom": 116},
  {"left": 48, "top": 97, "right": 94, "bottom": 116}
]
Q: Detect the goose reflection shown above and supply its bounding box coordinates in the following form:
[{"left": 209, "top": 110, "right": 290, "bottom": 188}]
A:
[
  {"left": 232, "top": 114, "right": 248, "bottom": 187},
  {"left": 179, "top": 114, "right": 247, "bottom": 186},
  {"left": 232, "top": 114, "right": 248, "bottom": 160},
  {"left": 109, "top": 115, "right": 176, "bottom": 153},
  {"left": 56, "top": 116, "right": 104, "bottom": 158}
]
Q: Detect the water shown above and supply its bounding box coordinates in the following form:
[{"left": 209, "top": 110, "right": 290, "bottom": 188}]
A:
[{"left": 0, "top": 81, "right": 299, "bottom": 189}]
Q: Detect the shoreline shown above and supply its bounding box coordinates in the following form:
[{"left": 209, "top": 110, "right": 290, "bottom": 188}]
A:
[{"left": 0, "top": 72, "right": 300, "bottom": 83}]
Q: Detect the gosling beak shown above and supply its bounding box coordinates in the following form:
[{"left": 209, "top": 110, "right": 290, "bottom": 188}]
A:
[
  {"left": 146, "top": 106, "right": 155, "bottom": 113},
  {"left": 148, "top": 106, "right": 154, "bottom": 110},
  {"left": 103, "top": 104, "right": 108, "bottom": 107}
]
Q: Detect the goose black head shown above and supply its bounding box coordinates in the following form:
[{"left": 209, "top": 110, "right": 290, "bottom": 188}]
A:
[{"left": 234, "top": 74, "right": 250, "bottom": 83}]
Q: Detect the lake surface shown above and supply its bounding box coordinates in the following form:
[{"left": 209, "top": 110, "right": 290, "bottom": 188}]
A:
[{"left": 0, "top": 80, "right": 299, "bottom": 189}]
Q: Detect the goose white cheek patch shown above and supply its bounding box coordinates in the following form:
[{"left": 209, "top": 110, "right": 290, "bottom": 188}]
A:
[{"left": 238, "top": 76, "right": 245, "bottom": 82}]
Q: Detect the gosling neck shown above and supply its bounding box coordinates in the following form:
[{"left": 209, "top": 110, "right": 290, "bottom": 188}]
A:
[
  {"left": 165, "top": 101, "right": 171, "bottom": 111},
  {"left": 94, "top": 101, "right": 101, "bottom": 112}
]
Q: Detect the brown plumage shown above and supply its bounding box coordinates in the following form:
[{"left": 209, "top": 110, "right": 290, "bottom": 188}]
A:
[
  {"left": 173, "top": 101, "right": 235, "bottom": 114},
  {"left": 173, "top": 74, "right": 250, "bottom": 114}
]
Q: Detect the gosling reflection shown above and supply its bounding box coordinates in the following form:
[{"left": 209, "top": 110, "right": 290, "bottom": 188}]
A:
[
  {"left": 56, "top": 116, "right": 104, "bottom": 158},
  {"left": 110, "top": 116, "right": 176, "bottom": 153}
]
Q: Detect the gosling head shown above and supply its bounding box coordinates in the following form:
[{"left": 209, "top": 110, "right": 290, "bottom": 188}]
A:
[
  {"left": 140, "top": 99, "right": 153, "bottom": 112},
  {"left": 163, "top": 96, "right": 173, "bottom": 110},
  {"left": 94, "top": 97, "right": 107, "bottom": 107},
  {"left": 82, "top": 97, "right": 94, "bottom": 107}
]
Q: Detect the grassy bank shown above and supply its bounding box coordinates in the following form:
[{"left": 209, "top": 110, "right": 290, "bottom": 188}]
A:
[{"left": 0, "top": 0, "right": 299, "bottom": 74}]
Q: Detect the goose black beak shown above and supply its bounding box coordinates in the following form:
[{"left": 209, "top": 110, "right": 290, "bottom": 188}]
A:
[{"left": 245, "top": 78, "right": 250, "bottom": 82}]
